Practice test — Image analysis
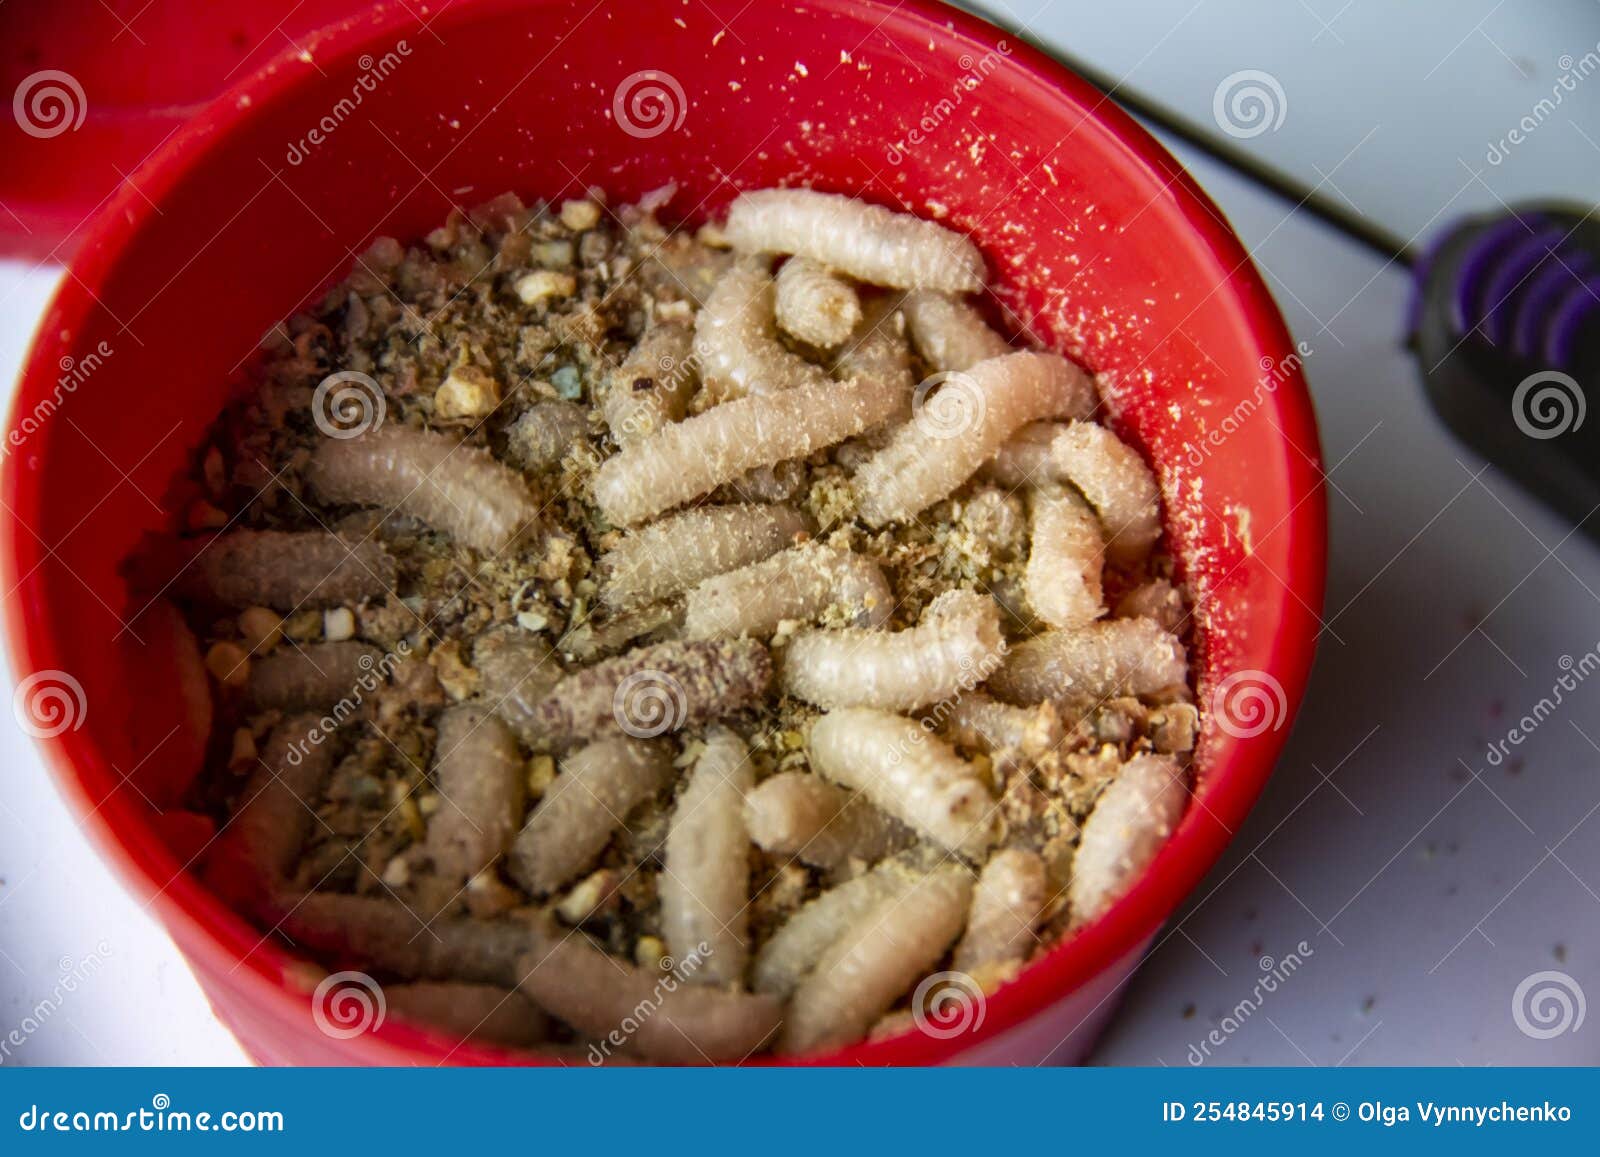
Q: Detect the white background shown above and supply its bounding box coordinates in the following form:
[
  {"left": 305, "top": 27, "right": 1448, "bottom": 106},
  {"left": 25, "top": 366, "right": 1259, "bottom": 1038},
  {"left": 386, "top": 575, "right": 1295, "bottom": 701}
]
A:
[{"left": 3, "top": 0, "right": 1598, "bottom": 1065}]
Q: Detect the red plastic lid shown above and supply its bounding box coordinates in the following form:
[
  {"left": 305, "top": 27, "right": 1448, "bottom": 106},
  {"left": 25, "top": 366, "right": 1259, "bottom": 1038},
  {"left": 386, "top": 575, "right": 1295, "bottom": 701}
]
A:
[{"left": 0, "top": 0, "right": 371, "bottom": 260}]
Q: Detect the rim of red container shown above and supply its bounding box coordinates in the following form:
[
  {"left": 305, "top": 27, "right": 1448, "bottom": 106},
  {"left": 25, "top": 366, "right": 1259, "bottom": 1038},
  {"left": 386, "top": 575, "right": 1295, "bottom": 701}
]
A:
[{"left": 3, "top": 0, "right": 1326, "bottom": 1066}]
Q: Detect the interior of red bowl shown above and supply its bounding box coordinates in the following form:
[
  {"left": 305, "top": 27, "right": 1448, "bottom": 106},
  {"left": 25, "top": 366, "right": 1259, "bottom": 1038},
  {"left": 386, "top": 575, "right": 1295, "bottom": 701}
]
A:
[{"left": 2, "top": 0, "right": 1325, "bottom": 1065}]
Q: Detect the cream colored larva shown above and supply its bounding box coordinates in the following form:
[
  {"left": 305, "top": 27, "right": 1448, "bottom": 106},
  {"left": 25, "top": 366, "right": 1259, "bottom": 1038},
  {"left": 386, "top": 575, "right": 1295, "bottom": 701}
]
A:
[
  {"left": 306, "top": 424, "right": 541, "bottom": 553},
  {"left": 425, "top": 703, "right": 524, "bottom": 884},
  {"left": 774, "top": 256, "right": 862, "bottom": 348},
  {"left": 987, "top": 617, "right": 1188, "bottom": 709},
  {"left": 1069, "top": 754, "right": 1188, "bottom": 926},
  {"left": 507, "top": 737, "right": 673, "bottom": 895},
  {"left": 807, "top": 708, "right": 998, "bottom": 858},
  {"left": 989, "top": 420, "right": 1162, "bottom": 565},
  {"left": 831, "top": 296, "right": 916, "bottom": 434},
  {"left": 1115, "top": 578, "right": 1186, "bottom": 634},
  {"left": 780, "top": 589, "right": 1005, "bottom": 712},
  {"left": 742, "top": 771, "right": 912, "bottom": 871},
  {"left": 683, "top": 543, "right": 891, "bottom": 640},
  {"left": 937, "top": 692, "right": 1064, "bottom": 771},
  {"left": 1023, "top": 487, "right": 1106, "bottom": 630},
  {"left": 592, "top": 374, "right": 904, "bottom": 526},
  {"left": 515, "top": 935, "right": 782, "bottom": 1063},
  {"left": 752, "top": 861, "right": 916, "bottom": 997},
  {"left": 901, "top": 289, "right": 1011, "bottom": 371},
  {"left": 853, "top": 351, "right": 1098, "bottom": 527},
  {"left": 693, "top": 262, "right": 832, "bottom": 404},
  {"left": 660, "top": 728, "right": 754, "bottom": 987},
  {"left": 952, "top": 848, "right": 1050, "bottom": 974},
  {"left": 723, "top": 188, "right": 984, "bottom": 293},
  {"left": 780, "top": 866, "right": 973, "bottom": 1054},
  {"left": 598, "top": 503, "right": 807, "bottom": 610},
  {"left": 601, "top": 320, "right": 697, "bottom": 445}
]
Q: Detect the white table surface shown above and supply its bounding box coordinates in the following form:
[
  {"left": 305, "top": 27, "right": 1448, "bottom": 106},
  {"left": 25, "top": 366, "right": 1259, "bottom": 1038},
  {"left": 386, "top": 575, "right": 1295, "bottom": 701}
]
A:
[{"left": 3, "top": 1, "right": 1598, "bottom": 1066}]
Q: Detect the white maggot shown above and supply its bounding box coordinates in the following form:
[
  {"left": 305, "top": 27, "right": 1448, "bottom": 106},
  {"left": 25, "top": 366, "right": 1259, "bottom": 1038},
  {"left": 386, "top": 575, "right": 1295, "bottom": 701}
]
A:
[
  {"left": 987, "top": 618, "right": 1188, "bottom": 710},
  {"left": 1069, "top": 754, "right": 1188, "bottom": 926},
  {"left": 901, "top": 289, "right": 1010, "bottom": 371},
  {"left": 774, "top": 256, "right": 862, "bottom": 348},
  {"left": 694, "top": 262, "right": 831, "bottom": 403},
  {"left": 683, "top": 543, "right": 891, "bottom": 640},
  {"left": 1023, "top": 487, "right": 1105, "bottom": 630},
  {"left": 598, "top": 504, "right": 806, "bottom": 610}
]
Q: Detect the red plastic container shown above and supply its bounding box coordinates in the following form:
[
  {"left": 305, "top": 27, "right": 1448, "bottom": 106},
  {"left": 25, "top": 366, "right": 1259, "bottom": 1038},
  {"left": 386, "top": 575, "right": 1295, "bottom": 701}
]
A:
[{"left": 2, "top": 0, "right": 1325, "bottom": 1065}]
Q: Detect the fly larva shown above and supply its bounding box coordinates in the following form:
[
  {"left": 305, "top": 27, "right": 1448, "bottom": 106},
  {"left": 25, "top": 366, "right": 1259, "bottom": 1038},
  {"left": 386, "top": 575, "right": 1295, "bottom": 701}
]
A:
[
  {"left": 952, "top": 848, "right": 1049, "bottom": 974},
  {"left": 1024, "top": 487, "right": 1105, "bottom": 630},
  {"left": 989, "top": 420, "right": 1161, "bottom": 565},
  {"left": 751, "top": 860, "right": 916, "bottom": 997},
  {"left": 742, "top": 772, "right": 913, "bottom": 872},
  {"left": 682, "top": 543, "right": 891, "bottom": 640},
  {"left": 558, "top": 601, "right": 681, "bottom": 664},
  {"left": 807, "top": 708, "right": 998, "bottom": 859},
  {"left": 593, "top": 374, "right": 903, "bottom": 526},
  {"left": 181, "top": 529, "right": 396, "bottom": 610},
  {"left": 938, "top": 692, "right": 1064, "bottom": 772},
  {"left": 1115, "top": 578, "right": 1186, "bottom": 634},
  {"left": 987, "top": 618, "right": 1188, "bottom": 710},
  {"left": 780, "top": 589, "right": 1005, "bottom": 711},
  {"left": 723, "top": 189, "right": 984, "bottom": 293},
  {"left": 507, "top": 737, "right": 674, "bottom": 895},
  {"left": 426, "top": 704, "right": 525, "bottom": 883},
  {"left": 598, "top": 503, "right": 807, "bottom": 610},
  {"left": 774, "top": 256, "right": 863, "bottom": 348},
  {"left": 601, "top": 320, "right": 697, "bottom": 445},
  {"left": 504, "top": 400, "right": 588, "bottom": 473},
  {"left": 204, "top": 715, "right": 334, "bottom": 918},
  {"left": 694, "top": 262, "right": 832, "bottom": 404},
  {"left": 244, "top": 641, "right": 386, "bottom": 713},
  {"left": 306, "top": 424, "right": 540, "bottom": 554},
  {"left": 853, "top": 352, "right": 1098, "bottom": 527},
  {"left": 780, "top": 866, "right": 973, "bottom": 1055},
  {"left": 901, "top": 289, "right": 1011, "bottom": 371},
  {"left": 1069, "top": 754, "right": 1188, "bottom": 926},
  {"left": 514, "top": 935, "right": 782, "bottom": 1063},
  {"left": 832, "top": 296, "right": 916, "bottom": 430},
  {"left": 472, "top": 626, "right": 563, "bottom": 743},
  {"left": 521, "top": 639, "right": 771, "bottom": 748},
  {"left": 385, "top": 982, "right": 548, "bottom": 1048},
  {"left": 277, "top": 892, "right": 543, "bottom": 987},
  {"left": 660, "top": 727, "right": 754, "bottom": 986}
]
